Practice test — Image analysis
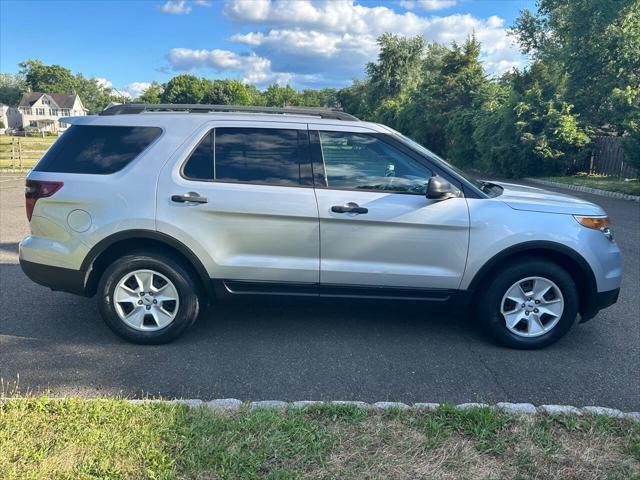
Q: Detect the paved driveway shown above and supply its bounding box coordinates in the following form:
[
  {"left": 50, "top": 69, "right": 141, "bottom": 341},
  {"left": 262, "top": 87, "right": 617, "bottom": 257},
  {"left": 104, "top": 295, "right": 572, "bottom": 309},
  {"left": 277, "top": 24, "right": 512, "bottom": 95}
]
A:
[{"left": 1, "top": 176, "right": 638, "bottom": 409}]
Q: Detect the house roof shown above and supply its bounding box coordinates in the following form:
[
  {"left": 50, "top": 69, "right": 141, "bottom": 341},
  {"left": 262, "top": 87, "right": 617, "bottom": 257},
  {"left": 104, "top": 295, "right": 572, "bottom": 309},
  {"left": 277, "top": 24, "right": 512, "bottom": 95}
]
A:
[{"left": 19, "top": 92, "right": 80, "bottom": 109}]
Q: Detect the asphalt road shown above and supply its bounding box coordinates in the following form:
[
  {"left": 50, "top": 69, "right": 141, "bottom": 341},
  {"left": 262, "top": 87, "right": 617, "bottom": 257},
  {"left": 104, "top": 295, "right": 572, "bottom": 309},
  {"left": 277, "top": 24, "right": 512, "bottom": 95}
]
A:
[{"left": 1, "top": 176, "right": 639, "bottom": 409}]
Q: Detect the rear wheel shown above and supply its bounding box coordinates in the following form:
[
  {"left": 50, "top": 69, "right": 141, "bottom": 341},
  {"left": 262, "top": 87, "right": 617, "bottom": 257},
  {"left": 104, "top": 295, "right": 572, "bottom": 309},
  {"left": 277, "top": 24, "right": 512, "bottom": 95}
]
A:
[
  {"left": 97, "top": 252, "right": 201, "bottom": 344},
  {"left": 477, "top": 259, "right": 579, "bottom": 349}
]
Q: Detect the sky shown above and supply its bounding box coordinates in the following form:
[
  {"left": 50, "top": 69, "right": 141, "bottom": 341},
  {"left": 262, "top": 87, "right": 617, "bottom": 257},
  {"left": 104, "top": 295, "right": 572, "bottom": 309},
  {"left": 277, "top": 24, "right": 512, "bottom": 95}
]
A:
[{"left": 0, "top": 0, "right": 535, "bottom": 97}]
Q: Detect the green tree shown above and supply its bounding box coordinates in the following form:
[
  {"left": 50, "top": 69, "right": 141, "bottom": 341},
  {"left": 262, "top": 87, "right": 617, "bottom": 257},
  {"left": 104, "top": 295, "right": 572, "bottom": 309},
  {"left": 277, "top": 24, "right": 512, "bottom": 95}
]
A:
[
  {"left": 160, "top": 75, "right": 211, "bottom": 104},
  {"left": 336, "top": 80, "right": 372, "bottom": 119},
  {"left": 74, "top": 74, "right": 113, "bottom": 113},
  {"left": 299, "top": 88, "right": 338, "bottom": 107},
  {"left": 138, "top": 81, "right": 163, "bottom": 103},
  {"left": 263, "top": 84, "right": 301, "bottom": 107},
  {"left": 19, "top": 59, "right": 76, "bottom": 94},
  {"left": 512, "top": 0, "right": 640, "bottom": 166},
  {"left": 366, "top": 33, "right": 425, "bottom": 104},
  {"left": 405, "top": 36, "right": 487, "bottom": 164},
  {"left": 205, "top": 80, "right": 253, "bottom": 105},
  {"left": 0, "top": 73, "right": 27, "bottom": 106},
  {"left": 474, "top": 62, "right": 591, "bottom": 177}
]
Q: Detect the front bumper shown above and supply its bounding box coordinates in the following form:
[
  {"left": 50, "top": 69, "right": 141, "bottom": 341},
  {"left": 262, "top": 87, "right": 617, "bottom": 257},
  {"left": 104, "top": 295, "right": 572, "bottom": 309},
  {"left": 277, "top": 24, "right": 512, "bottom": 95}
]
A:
[
  {"left": 579, "top": 288, "right": 620, "bottom": 323},
  {"left": 19, "top": 258, "right": 88, "bottom": 296}
]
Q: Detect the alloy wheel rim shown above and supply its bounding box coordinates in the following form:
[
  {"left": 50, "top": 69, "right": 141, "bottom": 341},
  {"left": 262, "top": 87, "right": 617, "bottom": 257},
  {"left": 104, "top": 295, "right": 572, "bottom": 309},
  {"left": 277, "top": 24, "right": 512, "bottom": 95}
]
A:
[
  {"left": 500, "top": 276, "right": 564, "bottom": 338},
  {"left": 113, "top": 269, "right": 180, "bottom": 331}
]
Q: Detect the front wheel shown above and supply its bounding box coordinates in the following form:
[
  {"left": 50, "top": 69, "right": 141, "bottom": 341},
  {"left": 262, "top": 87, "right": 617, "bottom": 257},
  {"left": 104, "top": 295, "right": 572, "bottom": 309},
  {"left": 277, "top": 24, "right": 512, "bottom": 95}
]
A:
[
  {"left": 477, "top": 259, "right": 579, "bottom": 349},
  {"left": 97, "top": 252, "right": 201, "bottom": 344}
]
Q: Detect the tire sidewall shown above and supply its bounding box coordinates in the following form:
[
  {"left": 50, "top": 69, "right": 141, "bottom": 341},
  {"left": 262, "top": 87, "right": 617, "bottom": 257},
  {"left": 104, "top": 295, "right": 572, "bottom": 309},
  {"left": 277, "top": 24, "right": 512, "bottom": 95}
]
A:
[
  {"left": 479, "top": 260, "right": 579, "bottom": 349},
  {"left": 98, "top": 254, "right": 200, "bottom": 344}
]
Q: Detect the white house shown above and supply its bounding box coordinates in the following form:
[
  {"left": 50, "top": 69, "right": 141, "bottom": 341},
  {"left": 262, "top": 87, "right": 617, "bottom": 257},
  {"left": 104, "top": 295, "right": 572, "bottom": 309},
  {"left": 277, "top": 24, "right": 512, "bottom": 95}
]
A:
[
  {"left": 16, "top": 92, "right": 87, "bottom": 132},
  {"left": 0, "top": 103, "right": 21, "bottom": 134}
]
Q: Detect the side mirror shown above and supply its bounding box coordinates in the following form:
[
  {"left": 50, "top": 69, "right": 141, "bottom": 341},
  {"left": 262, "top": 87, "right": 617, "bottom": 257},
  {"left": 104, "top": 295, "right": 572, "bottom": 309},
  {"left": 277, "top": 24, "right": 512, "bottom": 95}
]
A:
[{"left": 426, "top": 175, "right": 456, "bottom": 200}]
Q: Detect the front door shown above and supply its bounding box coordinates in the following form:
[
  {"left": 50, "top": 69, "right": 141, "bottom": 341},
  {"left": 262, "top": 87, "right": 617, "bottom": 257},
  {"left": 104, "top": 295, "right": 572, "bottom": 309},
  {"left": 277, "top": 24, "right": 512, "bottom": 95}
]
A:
[
  {"left": 156, "top": 122, "right": 319, "bottom": 285},
  {"left": 311, "top": 126, "right": 469, "bottom": 291}
]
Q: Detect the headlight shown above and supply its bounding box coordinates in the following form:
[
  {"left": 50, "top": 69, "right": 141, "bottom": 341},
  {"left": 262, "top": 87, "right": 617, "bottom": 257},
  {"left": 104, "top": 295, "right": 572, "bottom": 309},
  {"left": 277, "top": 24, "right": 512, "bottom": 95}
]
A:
[{"left": 574, "top": 215, "right": 614, "bottom": 241}]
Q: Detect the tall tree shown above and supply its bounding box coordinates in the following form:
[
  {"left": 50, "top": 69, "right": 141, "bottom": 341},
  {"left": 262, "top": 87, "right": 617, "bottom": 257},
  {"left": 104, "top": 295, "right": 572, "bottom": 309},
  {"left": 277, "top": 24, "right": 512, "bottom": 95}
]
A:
[
  {"left": 366, "top": 34, "right": 425, "bottom": 105},
  {"left": 74, "top": 74, "right": 114, "bottom": 113},
  {"left": 205, "top": 80, "right": 253, "bottom": 105},
  {"left": 263, "top": 84, "right": 301, "bottom": 107},
  {"left": 405, "top": 36, "right": 487, "bottom": 164},
  {"left": 137, "top": 81, "right": 163, "bottom": 103},
  {"left": 19, "top": 60, "right": 76, "bottom": 94},
  {"left": 160, "top": 75, "right": 210, "bottom": 104},
  {"left": 511, "top": 0, "right": 640, "bottom": 165},
  {"left": 0, "top": 73, "right": 27, "bottom": 106}
]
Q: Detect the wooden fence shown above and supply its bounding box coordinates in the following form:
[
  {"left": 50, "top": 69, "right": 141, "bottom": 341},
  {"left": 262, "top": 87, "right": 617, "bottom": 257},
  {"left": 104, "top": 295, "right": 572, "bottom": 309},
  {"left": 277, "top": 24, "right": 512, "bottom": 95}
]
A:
[
  {"left": 0, "top": 137, "right": 52, "bottom": 171},
  {"left": 575, "top": 136, "right": 638, "bottom": 179}
]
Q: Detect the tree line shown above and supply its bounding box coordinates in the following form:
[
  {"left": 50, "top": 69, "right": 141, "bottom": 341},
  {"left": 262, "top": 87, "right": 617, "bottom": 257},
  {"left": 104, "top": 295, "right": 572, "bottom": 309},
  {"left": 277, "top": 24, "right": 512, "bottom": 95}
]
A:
[{"left": 1, "top": 0, "right": 637, "bottom": 176}]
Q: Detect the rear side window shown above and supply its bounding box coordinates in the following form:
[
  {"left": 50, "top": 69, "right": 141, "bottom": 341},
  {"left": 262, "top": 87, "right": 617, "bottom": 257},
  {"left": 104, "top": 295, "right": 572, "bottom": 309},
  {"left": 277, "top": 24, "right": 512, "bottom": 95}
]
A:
[
  {"left": 183, "top": 131, "right": 214, "bottom": 180},
  {"left": 215, "top": 128, "right": 304, "bottom": 186},
  {"left": 35, "top": 125, "right": 162, "bottom": 174}
]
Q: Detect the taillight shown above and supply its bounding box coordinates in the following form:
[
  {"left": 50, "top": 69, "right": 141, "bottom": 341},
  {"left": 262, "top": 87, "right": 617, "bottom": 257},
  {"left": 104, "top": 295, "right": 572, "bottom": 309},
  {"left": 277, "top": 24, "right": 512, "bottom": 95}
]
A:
[{"left": 25, "top": 180, "right": 63, "bottom": 221}]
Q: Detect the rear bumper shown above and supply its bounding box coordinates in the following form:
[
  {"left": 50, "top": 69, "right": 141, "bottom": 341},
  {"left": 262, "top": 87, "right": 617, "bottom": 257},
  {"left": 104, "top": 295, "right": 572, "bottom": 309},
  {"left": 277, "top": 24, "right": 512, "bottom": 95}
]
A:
[
  {"left": 19, "top": 258, "right": 88, "bottom": 296},
  {"left": 579, "top": 288, "right": 620, "bottom": 323}
]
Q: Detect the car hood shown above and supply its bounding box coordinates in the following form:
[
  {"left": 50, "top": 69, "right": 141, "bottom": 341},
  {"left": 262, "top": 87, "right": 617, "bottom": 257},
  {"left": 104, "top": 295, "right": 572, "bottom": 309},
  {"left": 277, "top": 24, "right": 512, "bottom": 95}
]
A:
[{"left": 488, "top": 181, "right": 606, "bottom": 216}]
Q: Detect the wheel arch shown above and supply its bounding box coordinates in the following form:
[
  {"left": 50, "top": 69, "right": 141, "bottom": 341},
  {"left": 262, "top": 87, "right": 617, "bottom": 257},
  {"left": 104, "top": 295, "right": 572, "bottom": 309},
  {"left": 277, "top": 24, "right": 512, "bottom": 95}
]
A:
[
  {"left": 467, "top": 241, "right": 597, "bottom": 316},
  {"left": 82, "top": 230, "right": 213, "bottom": 302}
]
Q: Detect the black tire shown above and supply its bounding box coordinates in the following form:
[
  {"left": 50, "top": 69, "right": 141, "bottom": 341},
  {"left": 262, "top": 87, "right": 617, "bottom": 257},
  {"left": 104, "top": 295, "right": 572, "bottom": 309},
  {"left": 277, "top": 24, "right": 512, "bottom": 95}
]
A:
[
  {"left": 477, "top": 258, "right": 579, "bottom": 349},
  {"left": 97, "top": 251, "right": 201, "bottom": 344}
]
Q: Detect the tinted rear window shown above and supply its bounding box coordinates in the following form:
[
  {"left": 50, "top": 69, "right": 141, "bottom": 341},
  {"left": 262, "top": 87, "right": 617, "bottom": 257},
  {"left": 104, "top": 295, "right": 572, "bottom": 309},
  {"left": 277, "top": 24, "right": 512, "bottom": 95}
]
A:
[
  {"left": 35, "top": 125, "right": 162, "bottom": 174},
  {"left": 214, "top": 128, "right": 304, "bottom": 186},
  {"left": 183, "top": 131, "right": 214, "bottom": 180}
]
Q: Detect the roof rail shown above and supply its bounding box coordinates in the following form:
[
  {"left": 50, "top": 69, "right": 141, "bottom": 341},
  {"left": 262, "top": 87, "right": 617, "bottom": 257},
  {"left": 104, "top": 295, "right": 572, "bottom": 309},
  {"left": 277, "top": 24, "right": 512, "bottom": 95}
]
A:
[{"left": 100, "top": 103, "right": 359, "bottom": 121}]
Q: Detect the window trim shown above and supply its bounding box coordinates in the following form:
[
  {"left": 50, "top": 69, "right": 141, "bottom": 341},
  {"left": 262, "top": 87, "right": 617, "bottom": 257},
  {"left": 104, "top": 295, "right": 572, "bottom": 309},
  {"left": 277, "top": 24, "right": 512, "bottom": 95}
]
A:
[
  {"left": 312, "top": 130, "right": 463, "bottom": 196},
  {"left": 179, "top": 126, "right": 315, "bottom": 188}
]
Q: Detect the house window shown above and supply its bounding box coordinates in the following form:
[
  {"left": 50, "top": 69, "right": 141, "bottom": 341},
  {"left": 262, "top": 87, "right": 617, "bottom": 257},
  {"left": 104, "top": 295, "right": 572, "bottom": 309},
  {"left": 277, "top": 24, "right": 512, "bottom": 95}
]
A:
[
  {"left": 43, "top": 98, "right": 50, "bottom": 105},
  {"left": 22, "top": 108, "right": 32, "bottom": 115},
  {"left": 62, "top": 109, "right": 70, "bottom": 116},
  {"left": 36, "top": 108, "right": 45, "bottom": 115},
  {"left": 29, "top": 121, "right": 37, "bottom": 127}
]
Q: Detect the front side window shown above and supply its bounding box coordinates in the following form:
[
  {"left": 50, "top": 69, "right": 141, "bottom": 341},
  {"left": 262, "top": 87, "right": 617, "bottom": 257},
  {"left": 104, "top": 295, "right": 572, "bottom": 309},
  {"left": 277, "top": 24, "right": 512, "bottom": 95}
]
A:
[
  {"left": 319, "top": 131, "right": 432, "bottom": 194},
  {"left": 35, "top": 125, "right": 162, "bottom": 174},
  {"left": 214, "top": 128, "right": 304, "bottom": 186}
]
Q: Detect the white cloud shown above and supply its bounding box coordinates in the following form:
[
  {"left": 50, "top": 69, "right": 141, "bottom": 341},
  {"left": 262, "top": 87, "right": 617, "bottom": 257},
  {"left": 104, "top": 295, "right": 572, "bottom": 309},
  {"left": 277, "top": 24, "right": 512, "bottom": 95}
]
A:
[
  {"left": 166, "top": 48, "right": 291, "bottom": 84},
  {"left": 96, "top": 78, "right": 113, "bottom": 89},
  {"left": 401, "top": 0, "right": 457, "bottom": 11},
  {"left": 166, "top": 0, "right": 525, "bottom": 87},
  {"left": 125, "top": 82, "right": 153, "bottom": 98},
  {"left": 160, "top": 1, "right": 192, "bottom": 15}
]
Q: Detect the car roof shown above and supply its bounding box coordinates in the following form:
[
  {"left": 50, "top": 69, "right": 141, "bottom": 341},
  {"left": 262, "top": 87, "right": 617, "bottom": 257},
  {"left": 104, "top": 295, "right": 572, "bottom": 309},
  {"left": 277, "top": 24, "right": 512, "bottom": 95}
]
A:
[{"left": 61, "top": 111, "right": 390, "bottom": 133}]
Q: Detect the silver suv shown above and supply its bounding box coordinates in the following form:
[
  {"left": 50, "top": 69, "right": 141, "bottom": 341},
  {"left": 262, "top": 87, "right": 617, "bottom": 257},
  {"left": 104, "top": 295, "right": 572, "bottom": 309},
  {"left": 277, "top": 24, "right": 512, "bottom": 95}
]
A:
[{"left": 19, "top": 104, "right": 622, "bottom": 348}]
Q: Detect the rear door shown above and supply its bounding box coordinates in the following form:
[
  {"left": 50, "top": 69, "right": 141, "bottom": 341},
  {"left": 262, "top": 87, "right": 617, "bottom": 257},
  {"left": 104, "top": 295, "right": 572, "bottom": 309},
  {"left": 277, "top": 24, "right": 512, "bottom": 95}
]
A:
[
  {"left": 310, "top": 124, "right": 469, "bottom": 291},
  {"left": 156, "top": 121, "right": 320, "bottom": 285}
]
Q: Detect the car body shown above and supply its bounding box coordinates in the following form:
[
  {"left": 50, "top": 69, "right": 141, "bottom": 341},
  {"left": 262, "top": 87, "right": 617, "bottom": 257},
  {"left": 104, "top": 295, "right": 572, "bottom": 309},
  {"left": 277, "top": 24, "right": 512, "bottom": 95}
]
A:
[{"left": 19, "top": 104, "right": 622, "bottom": 347}]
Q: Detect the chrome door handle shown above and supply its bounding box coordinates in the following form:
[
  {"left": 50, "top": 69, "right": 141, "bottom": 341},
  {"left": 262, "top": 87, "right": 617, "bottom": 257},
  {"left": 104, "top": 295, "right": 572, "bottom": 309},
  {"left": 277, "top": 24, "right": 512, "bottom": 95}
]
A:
[
  {"left": 171, "top": 192, "right": 208, "bottom": 204},
  {"left": 331, "top": 202, "right": 368, "bottom": 214}
]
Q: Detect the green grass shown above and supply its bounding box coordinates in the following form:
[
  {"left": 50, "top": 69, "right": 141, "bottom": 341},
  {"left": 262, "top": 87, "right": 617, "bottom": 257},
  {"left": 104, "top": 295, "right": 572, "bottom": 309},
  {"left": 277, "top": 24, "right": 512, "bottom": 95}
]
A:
[
  {"left": 1, "top": 398, "right": 638, "bottom": 479},
  {"left": 541, "top": 174, "right": 640, "bottom": 195}
]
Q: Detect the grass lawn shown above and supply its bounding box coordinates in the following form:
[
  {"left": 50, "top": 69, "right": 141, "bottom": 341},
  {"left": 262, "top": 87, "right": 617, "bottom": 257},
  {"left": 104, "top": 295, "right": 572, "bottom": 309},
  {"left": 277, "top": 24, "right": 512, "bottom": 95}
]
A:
[
  {"left": 0, "top": 135, "right": 57, "bottom": 170},
  {"left": 1, "top": 398, "right": 638, "bottom": 479},
  {"left": 540, "top": 175, "right": 640, "bottom": 196}
]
